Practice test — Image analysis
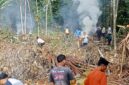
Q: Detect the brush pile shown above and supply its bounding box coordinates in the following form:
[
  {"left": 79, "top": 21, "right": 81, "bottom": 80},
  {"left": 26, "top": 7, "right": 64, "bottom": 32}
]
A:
[
  {"left": 0, "top": 42, "right": 49, "bottom": 80},
  {"left": 107, "top": 33, "right": 129, "bottom": 85},
  {"left": 119, "top": 33, "right": 129, "bottom": 65},
  {"left": 0, "top": 30, "right": 129, "bottom": 85},
  {"left": 0, "top": 32, "right": 100, "bottom": 85}
]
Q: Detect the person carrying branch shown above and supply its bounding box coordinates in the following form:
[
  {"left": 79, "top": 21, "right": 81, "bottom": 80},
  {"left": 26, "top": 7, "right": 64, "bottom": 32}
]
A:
[
  {"left": 84, "top": 57, "right": 109, "bottom": 85},
  {"left": 49, "top": 54, "right": 76, "bottom": 85}
]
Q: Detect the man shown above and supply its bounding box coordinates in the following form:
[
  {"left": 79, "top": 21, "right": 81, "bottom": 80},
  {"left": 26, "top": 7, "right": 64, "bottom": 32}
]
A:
[
  {"left": 81, "top": 32, "right": 89, "bottom": 47},
  {"left": 74, "top": 29, "right": 82, "bottom": 48},
  {"left": 0, "top": 72, "right": 23, "bottom": 85},
  {"left": 101, "top": 27, "right": 106, "bottom": 38},
  {"left": 101, "top": 27, "right": 106, "bottom": 43},
  {"left": 84, "top": 57, "right": 109, "bottom": 85},
  {"left": 49, "top": 54, "right": 75, "bottom": 85},
  {"left": 106, "top": 34, "right": 112, "bottom": 45},
  {"left": 107, "top": 26, "right": 112, "bottom": 34},
  {"left": 106, "top": 26, "right": 112, "bottom": 45},
  {"left": 65, "top": 28, "right": 70, "bottom": 39},
  {"left": 96, "top": 27, "right": 102, "bottom": 41},
  {"left": 74, "top": 29, "right": 81, "bottom": 38},
  {"left": 36, "top": 36, "right": 45, "bottom": 47}
]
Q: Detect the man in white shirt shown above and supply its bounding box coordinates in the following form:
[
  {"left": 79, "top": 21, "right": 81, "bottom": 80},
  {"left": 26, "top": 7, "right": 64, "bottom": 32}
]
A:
[
  {"left": 36, "top": 36, "right": 45, "bottom": 48},
  {"left": 107, "top": 27, "right": 112, "bottom": 34},
  {"left": 81, "top": 32, "right": 89, "bottom": 47},
  {"left": 102, "top": 27, "right": 106, "bottom": 36},
  {"left": 0, "top": 72, "right": 23, "bottom": 85},
  {"left": 65, "top": 28, "right": 70, "bottom": 39}
]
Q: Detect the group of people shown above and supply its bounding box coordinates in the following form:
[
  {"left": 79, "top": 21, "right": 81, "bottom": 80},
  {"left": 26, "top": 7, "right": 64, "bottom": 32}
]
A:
[
  {"left": 49, "top": 54, "right": 109, "bottom": 85},
  {"left": 0, "top": 54, "right": 109, "bottom": 85},
  {"left": 96, "top": 26, "right": 112, "bottom": 45}
]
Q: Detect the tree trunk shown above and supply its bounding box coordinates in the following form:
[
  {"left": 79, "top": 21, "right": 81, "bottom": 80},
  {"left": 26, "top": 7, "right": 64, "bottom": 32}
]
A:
[{"left": 113, "top": 0, "right": 119, "bottom": 56}]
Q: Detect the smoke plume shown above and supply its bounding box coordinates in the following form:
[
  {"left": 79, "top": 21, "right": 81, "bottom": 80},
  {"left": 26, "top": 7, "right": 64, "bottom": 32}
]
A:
[
  {"left": 59, "top": 0, "right": 80, "bottom": 31},
  {"left": 59, "top": 0, "right": 101, "bottom": 34},
  {"left": 75, "top": 0, "right": 102, "bottom": 34}
]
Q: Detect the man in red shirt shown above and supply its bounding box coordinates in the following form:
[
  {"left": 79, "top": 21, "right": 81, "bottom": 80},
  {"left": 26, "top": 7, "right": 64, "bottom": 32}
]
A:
[{"left": 84, "top": 57, "right": 109, "bottom": 85}]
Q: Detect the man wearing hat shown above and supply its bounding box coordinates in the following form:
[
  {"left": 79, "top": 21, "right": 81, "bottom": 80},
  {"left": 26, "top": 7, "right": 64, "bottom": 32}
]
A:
[
  {"left": 84, "top": 57, "right": 109, "bottom": 85},
  {"left": 0, "top": 72, "right": 23, "bottom": 85}
]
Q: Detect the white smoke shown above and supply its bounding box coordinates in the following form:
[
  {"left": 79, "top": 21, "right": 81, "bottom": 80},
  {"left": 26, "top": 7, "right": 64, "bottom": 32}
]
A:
[
  {"left": 73, "top": 0, "right": 102, "bottom": 34},
  {"left": 59, "top": 0, "right": 80, "bottom": 30},
  {"left": 0, "top": 0, "right": 35, "bottom": 34}
]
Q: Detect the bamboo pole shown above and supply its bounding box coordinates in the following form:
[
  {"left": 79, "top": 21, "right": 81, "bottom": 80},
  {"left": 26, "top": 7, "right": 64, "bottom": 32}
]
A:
[
  {"left": 113, "top": 0, "right": 117, "bottom": 51},
  {"left": 113, "top": 0, "right": 119, "bottom": 57},
  {"left": 120, "top": 43, "right": 125, "bottom": 77},
  {"left": 27, "top": 0, "right": 32, "bottom": 34},
  {"left": 19, "top": 0, "right": 24, "bottom": 34},
  {"left": 36, "top": 0, "right": 39, "bottom": 36},
  {"left": 45, "top": 4, "right": 48, "bottom": 35},
  {"left": 24, "top": 0, "right": 27, "bottom": 34},
  {"left": 49, "top": 0, "right": 54, "bottom": 29}
]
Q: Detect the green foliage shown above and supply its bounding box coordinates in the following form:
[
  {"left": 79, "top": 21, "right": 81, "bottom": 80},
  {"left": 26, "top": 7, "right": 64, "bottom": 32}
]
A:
[
  {"left": 0, "top": 0, "right": 12, "bottom": 10},
  {"left": 117, "top": 0, "right": 129, "bottom": 25},
  {"left": 99, "top": 0, "right": 112, "bottom": 27},
  {"left": 51, "top": 0, "right": 60, "bottom": 16},
  {"left": 51, "top": 0, "right": 63, "bottom": 25}
]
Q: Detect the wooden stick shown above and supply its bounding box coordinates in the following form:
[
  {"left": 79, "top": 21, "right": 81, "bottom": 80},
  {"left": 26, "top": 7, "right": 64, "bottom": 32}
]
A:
[
  {"left": 98, "top": 48, "right": 105, "bottom": 58},
  {"left": 120, "top": 42, "right": 125, "bottom": 77}
]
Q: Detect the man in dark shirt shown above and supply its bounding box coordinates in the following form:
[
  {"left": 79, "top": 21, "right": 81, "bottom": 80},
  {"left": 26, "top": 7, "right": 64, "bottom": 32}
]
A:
[{"left": 49, "top": 54, "right": 75, "bottom": 85}]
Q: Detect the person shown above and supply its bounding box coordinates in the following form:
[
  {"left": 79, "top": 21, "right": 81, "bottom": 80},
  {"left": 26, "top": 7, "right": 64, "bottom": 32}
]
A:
[
  {"left": 81, "top": 32, "right": 89, "bottom": 47},
  {"left": 106, "top": 33, "right": 112, "bottom": 45},
  {"left": 101, "top": 27, "right": 106, "bottom": 43},
  {"left": 36, "top": 36, "right": 45, "bottom": 48},
  {"left": 74, "top": 29, "right": 81, "bottom": 38},
  {"left": 106, "top": 26, "right": 112, "bottom": 45},
  {"left": 101, "top": 27, "right": 106, "bottom": 38},
  {"left": 84, "top": 57, "right": 109, "bottom": 85},
  {"left": 49, "top": 54, "right": 75, "bottom": 85},
  {"left": 96, "top": 27, "right": 102, "bottom": 41},
  {"left": 74, "top": 29, "right": 82, "bottom": 48},
  {"left": 65, "top": 28, "right": 70, "bottom": 39},
  {"left": 0, "top": 72, "right": 23, "bottom": 85},
  {"left": 107, "top": 26, "right": 112, "bottom": 34}
]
